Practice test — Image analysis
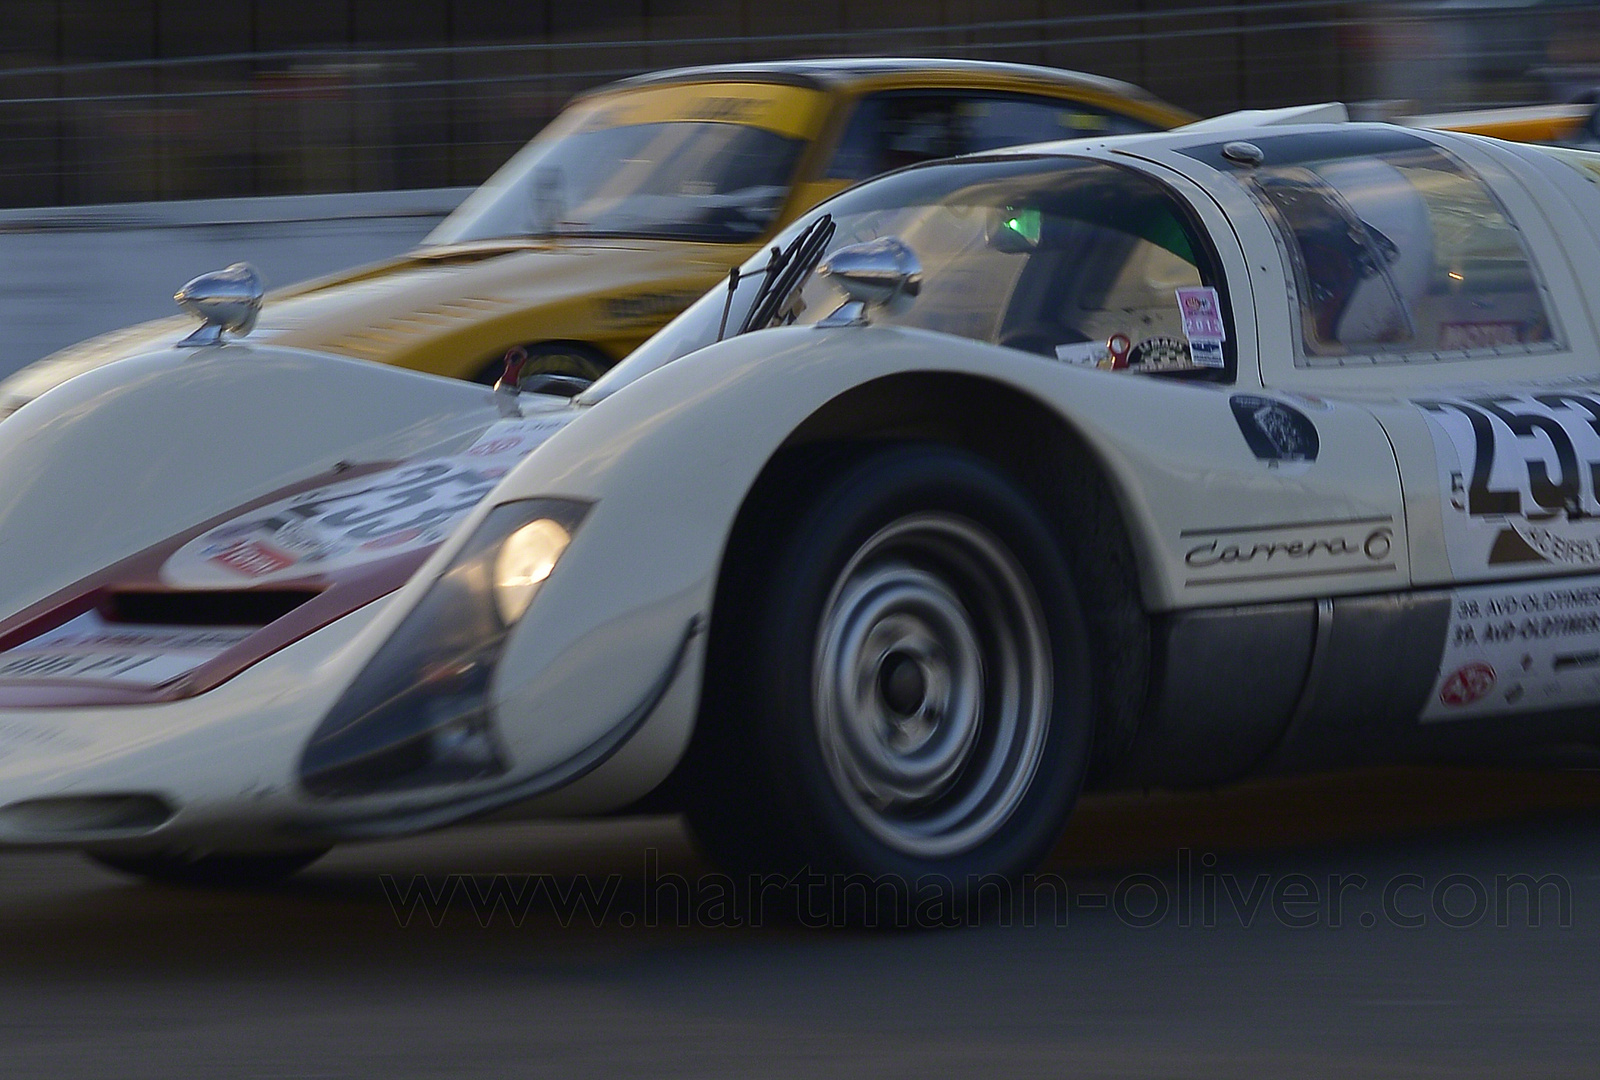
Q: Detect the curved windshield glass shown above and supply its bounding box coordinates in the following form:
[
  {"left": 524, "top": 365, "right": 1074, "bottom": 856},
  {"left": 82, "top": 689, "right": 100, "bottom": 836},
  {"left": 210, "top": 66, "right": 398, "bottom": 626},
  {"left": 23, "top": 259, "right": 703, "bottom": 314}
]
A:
[
  {"left": 428, "top": 82, "right": 824, "bottom": 245},
  {"left": 587, "top": 155, "right": 1233, "bottom": 401}
]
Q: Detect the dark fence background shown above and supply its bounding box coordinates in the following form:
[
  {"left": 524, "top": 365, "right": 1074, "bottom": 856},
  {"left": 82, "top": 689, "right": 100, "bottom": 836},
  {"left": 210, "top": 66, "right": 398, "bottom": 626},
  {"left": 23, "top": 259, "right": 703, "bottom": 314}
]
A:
[{"left": 0, "top": 0, "right": 1596, "bottom": 207}]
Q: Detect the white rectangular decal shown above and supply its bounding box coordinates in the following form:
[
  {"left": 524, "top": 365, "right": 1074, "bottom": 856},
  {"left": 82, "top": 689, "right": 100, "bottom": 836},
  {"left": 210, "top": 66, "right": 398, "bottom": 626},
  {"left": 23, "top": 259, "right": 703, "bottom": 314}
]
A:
[
  {"left": 1414, "top": 392, "right": 1600, "bottom": 575},
  {"left": 0, "top": 612, "right": 254, "bottom": 690},
  {"left": 1054, "top": 340, "right": 1108, "bottom": 367},
  {"left": 1176, "top": 286, "right": 1226, "bottom": 369},
  {"left": 1426, "top": 577, "right": 1600, "bottom": 720}
]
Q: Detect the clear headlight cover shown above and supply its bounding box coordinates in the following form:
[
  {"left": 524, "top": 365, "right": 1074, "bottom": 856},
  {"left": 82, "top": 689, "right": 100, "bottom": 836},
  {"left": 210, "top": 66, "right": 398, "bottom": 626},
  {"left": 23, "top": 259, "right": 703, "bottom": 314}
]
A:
[
  {"left": 299, "top": 498, "right": 589, "bottom": 799},
  {"left": 494, "top": 517, "right": 572, "bottom": 624}
]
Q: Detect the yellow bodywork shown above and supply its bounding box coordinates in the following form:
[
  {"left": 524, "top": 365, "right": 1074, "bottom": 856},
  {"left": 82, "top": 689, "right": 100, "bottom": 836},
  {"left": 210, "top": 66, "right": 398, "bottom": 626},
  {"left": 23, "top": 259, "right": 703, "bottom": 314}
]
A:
[
  {"left": 1411, "top": 103, "right": 1595, "bottom": 145},
  {"left": 9, "top": 63, "right": 1191, "bottom": 395}
]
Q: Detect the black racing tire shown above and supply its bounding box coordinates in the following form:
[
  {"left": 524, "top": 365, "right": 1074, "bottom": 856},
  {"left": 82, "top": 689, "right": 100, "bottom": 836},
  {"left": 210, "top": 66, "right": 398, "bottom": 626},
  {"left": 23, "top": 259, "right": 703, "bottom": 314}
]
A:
[
  {"left": 472, "top": 342, "right": 613, "bottom": 386},
  {"left": 686, "top": 444, "right": 1093, "bottom": 927},
  {"left": 86, "top": 847, "right": 330, "bottom": 888}
]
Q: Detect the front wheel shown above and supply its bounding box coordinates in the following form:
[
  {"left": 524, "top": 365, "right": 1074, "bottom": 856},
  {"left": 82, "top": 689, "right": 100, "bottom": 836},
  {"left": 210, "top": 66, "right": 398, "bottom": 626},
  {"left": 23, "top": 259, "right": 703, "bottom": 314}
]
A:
[{"left": 688, "top": 444, "right": 1093, "bottom": 923}]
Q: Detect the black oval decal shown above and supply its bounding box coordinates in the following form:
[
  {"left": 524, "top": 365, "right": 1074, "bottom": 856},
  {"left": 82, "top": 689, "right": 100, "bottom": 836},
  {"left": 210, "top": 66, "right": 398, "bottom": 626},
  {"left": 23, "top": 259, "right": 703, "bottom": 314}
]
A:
[{"left": 1230, "top": 394, "right": 1319, "bottom": 463}]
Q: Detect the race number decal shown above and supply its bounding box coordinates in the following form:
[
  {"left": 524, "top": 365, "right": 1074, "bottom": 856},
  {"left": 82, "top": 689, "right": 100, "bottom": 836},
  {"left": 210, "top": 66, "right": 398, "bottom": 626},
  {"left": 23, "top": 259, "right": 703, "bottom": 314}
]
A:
[
  {"left": 161, "top": 416, "right": 567, "bottom": 589},
  {"left": 1425, "top": 578, "right": 1600, "bottom": 720},
  {"left": 1413, "top": 392, "right": 1600, "bottom": 574}
]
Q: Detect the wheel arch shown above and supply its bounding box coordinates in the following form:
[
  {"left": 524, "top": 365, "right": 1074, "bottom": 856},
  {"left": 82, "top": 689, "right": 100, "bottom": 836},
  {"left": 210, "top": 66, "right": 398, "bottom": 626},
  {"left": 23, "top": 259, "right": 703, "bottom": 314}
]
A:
[{"left": 707, "top": 370, "right": 1155, "bottom": 781}]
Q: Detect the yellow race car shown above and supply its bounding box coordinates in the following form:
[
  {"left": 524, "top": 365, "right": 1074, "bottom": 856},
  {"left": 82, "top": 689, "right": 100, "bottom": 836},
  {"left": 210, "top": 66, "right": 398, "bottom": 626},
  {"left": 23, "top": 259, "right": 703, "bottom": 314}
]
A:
[{"left": 0, "top": 59, "right": 1191, "bottom": 412}]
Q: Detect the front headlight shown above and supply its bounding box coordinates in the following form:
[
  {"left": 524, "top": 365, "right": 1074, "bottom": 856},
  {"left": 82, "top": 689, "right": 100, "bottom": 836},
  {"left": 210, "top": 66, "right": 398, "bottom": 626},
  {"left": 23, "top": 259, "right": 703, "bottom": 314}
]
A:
[
  {"left": 494, "top": 517, "right": 572, "bottom": 624},
  {"left": 299, "top": 498, "right": 589, "bottom": 799}
]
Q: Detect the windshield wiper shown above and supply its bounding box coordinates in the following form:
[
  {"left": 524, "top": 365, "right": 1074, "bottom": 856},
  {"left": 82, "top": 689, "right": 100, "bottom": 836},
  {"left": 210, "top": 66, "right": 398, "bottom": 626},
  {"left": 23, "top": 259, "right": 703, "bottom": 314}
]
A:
[{"left": 719, "top": 214, "right": 836, "bottom": 340}]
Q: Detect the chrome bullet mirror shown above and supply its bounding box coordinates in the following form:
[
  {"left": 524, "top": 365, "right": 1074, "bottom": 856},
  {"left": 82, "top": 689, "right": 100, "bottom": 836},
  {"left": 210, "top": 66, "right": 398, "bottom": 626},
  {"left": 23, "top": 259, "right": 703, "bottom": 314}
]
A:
[
  {"left": 174, "top": 262, "right": 264, "bottom": 347},
  {"left": 816, "top": 236, "right": 922, "bottom": 327}
]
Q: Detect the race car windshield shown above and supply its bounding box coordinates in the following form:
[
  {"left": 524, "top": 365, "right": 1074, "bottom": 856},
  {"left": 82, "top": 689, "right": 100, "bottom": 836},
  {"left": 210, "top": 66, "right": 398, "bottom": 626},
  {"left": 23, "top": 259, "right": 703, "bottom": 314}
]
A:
[
  {"left": 589, "top": 155, "right": 1235, "bottom": 400},
  {"left": 428, "top": 84, "right": 822, "bottom": 245}
]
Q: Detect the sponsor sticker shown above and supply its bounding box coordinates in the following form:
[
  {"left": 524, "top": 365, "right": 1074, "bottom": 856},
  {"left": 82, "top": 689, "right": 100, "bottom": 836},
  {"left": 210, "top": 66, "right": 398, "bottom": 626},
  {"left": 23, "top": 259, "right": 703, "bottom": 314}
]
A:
[
  {"left": 1229, "top": 394, "right": 1319, "bottom": 472},
  {"left": 1188, "top": 338, "right": 1225, "bottom": 368},
  {"left": 209, "top": 540, "right": 297, "bottom": 579},
  {"left": 1438, "top": 662, "right": 1496, "bottom": 707},
  {"left": 161, "top": 416, "right": 567, "bottom": 589},
  {"left": 1055, "top": 340, "right": 1109, "bottom": 367},
  {"left": 0, "top": 612, "right": 254, "bottom": 690},
  {"left": 1425, "top": 577, "right": 1600, "bottom": 720},
  {"left": 1414, "top": 391, "right": 1600, "bottom": 574},
  {"left": 1131, "top": 335, "right": 1192, "bottom": 371},
  {"left": 1176, "top": 286, "right": 1225, "bottom": 339},
  {"left": 1176, "top": 285, "right": 1226, "bottom": 368}
]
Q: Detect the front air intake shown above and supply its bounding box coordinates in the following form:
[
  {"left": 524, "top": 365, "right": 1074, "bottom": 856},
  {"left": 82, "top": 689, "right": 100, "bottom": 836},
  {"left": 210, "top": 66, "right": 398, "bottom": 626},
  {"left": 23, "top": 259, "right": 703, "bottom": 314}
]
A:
[
  {"left": 0, "top": 794, "right": 174, "bottom": 838},
  {"left": 99, "top": 589, "right": 320, "bottom": 628}
]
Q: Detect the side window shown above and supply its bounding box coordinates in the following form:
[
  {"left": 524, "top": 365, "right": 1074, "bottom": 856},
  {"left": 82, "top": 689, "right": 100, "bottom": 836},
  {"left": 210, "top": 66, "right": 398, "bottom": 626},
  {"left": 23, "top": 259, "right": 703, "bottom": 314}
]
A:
[
  {"left": 826, "top": 92, "right": 1160, "bottom": 181},
  {"left": 826, "top": 94, "right": 964, "bottom": 180},
  {"left": 1228, "top": 142, "right": 1559, "bottom": 364},
  {"left": 990, "top": 197, "right": 1230, "bottom": 376},
  {"left": 960, "top": 96, "right": 1158, "bottom": 152},
  {"left": 794, "top": 158, "right": 1237, "bottom": 380}
]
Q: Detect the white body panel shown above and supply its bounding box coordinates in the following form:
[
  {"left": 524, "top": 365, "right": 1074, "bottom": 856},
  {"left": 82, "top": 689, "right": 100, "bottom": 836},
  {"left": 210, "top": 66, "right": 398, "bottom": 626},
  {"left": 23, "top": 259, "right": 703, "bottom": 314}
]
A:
[{"left": 0, "top": 344, "right": 497, "bottom": 618}]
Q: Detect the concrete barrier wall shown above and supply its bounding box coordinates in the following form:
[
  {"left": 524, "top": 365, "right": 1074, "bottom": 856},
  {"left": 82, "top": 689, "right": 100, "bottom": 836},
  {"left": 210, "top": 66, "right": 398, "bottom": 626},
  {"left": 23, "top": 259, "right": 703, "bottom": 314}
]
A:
[{"left": 0, "top": 187, "right": 471, "bottom": 381}]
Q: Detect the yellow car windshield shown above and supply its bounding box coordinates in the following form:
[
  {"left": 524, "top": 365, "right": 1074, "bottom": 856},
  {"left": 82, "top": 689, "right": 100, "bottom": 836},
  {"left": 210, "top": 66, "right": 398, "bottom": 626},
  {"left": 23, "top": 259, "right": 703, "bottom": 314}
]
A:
[{"left": 430, "top": 82, "right": 826, "bottom": 245}]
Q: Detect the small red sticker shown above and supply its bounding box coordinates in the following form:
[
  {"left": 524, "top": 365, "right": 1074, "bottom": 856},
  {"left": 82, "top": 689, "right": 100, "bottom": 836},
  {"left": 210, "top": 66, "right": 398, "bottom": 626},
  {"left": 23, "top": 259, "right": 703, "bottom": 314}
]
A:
[
  {"left": 1439, "top": 661, "right": 1496, "bottom": 707},
  {"left": 209, "top": 540, "right": 297, "bottom": 578}
]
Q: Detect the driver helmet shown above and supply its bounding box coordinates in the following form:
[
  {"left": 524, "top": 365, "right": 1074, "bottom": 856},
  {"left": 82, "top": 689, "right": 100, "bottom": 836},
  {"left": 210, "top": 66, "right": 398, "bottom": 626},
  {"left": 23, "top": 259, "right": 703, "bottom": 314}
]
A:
[{"left": 1310, "top": 156, "right": 1434, "bottom": 349}]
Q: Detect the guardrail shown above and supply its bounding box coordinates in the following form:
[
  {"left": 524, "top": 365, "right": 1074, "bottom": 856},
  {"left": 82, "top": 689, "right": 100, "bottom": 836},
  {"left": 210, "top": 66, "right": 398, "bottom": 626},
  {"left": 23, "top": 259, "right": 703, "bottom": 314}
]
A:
[{"left": 0, "top": 1, "right": 1366, "bottom": 207}]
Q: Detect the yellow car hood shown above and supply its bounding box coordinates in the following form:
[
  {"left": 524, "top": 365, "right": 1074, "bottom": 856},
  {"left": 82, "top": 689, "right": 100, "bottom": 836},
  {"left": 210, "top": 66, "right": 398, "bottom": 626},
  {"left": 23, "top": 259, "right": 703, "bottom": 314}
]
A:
[
  {"left": 253, "top": 238, "right": 735, "bottom": 370},
  {"left": 1, "top": 236, "right": 738, "bottom": 408}
]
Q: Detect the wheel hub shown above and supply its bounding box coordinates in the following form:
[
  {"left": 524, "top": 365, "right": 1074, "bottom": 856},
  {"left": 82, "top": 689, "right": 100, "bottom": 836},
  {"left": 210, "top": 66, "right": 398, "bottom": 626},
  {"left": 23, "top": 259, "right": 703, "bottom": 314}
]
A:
[
  {"left": 813, "top": 512, "right": 1052, "bottom": 859},
  {"left": 877, "top": 649, "right": 927, "bottom": 719},
  {"left": 832, "top": 581, "right": 983, "bottom": 805}
]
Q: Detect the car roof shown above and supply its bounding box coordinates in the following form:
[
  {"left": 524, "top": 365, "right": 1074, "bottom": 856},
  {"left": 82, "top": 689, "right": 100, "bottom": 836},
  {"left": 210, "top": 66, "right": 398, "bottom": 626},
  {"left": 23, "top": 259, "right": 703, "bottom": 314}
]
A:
[
  {"left": 600, "top": 57, "right": 1168, "bottom": 104},
  {"left": 975, "top": 120, "right": 1473, "bottom": 166}
]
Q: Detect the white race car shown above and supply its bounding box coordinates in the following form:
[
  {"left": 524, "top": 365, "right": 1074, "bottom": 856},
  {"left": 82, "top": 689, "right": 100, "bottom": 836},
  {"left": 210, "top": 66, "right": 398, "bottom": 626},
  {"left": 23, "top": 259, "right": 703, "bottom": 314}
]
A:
[{"left": 3, "top": 110, "right": 1600, "bottom": 910}]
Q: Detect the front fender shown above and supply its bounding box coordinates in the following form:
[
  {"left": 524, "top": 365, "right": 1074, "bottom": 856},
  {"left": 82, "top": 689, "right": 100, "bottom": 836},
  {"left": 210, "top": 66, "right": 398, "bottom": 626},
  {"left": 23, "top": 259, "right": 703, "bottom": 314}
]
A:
[{"left": 473, "top": 325, "right": 1407, "bottom": 810}]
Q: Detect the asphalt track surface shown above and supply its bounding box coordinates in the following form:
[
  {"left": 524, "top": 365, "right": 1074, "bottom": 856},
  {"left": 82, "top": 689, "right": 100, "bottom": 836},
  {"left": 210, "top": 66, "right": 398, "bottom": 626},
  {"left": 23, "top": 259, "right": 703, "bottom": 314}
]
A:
[{"left": 4, "top": 766, "right": 1600, "bottom": 1078}]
